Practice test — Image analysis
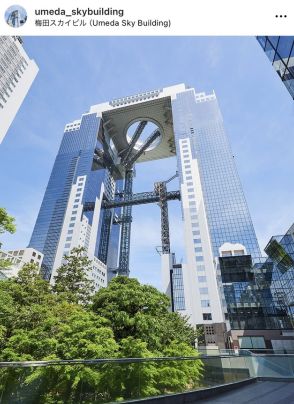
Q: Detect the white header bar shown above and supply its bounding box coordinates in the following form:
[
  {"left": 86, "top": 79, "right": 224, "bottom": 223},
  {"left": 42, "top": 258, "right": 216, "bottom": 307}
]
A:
[{"left": 0, "top": 0, "right": 293, "bottom": 36}]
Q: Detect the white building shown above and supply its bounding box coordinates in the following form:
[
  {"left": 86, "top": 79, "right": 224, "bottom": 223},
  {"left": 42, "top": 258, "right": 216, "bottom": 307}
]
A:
[
  {"left": 0, "top": 247, "right": 43, "bottom": 279},
  {"left": 29, "top": 84, "right": 260, "bottom": 344},
  {"left": 0, "top": 36, "right": 38, "bottom": 143}
]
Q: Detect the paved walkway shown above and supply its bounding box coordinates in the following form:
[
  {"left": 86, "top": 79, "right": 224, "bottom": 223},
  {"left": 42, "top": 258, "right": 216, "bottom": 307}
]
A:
[{"left": 198, "top": 381, "right": 294, "bottom": 403}]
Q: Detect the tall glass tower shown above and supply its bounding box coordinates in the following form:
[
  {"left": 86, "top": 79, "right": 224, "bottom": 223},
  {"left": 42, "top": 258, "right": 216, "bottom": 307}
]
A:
[
  {"left": 169, "top": 87, "right": 260, "bottom": 340},
  {"left": 29, "top": 112, "right": 119, "bottom": 290},
  {"left": 29, "top": 84, "right": 260, "bottom": 343},
  {"left": 257, "top": 36, "right": 294, "bottom": 99}
]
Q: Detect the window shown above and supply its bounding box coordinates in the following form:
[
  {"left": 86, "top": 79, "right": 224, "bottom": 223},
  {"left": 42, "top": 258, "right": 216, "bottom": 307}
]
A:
[
  {"left": 195, "top": 247, "right": 202, "bottom": 253},
  {"left": 37, "top": 255, "right": 41, "bottom": 260},
  {"left": 238, "top": 336, "right": 266, "bottom": 349},
  {"left": 198, "top": 276, "right": 207, "bottom": 283},
  {"left": 201, "top": 300, "right": 210, "bottom": 307},
  {"left": 65, "top": 243, "right": 71, "bottom": 248},
  {"left": 74, "top": 199, "right": 79, "bottom": 203},
  {"left": 32, "top": 252, "right": 36, "bottom": 257},
  {"left": 234, "top": 249, "right": 245, "bottom": 255},
  {"left": 197, "top": 265, "right": 205, "bottom": 271},
  {"left": 73, "top": 204, "right": 79, "bottom": 208},
  {"left": 72, "top": 210, "right": 77, "bottom": 214},
  {"left": 69, "top": 223, "right": 75, "bottom": 228},
  {"left": 199, "top": 287, "right": 208, "bottom": 294},
  {"left": 193, "top": 230, "right": 200, "bottom": 236},
  {"left": 68, "top": 230, "right": 73, "bottom": 234},
  {"left": 30, "top": 259, "right": 34, "bottom": 263},
  {"left": 76, "top": 193, "right": 81, "bottom": 197},
  {"left": 66, "top": 237, "right": 72, "bottom": 241},
  {"left": 194, "top": 239, "right": 201, "bottom": 244},
  {"left": 203, "top": 313, "right": 212, "bottom": 321},
  {"left": 186, "top": 176, "right": 192, "bottom": 180},
  {"left": 77, "top": 187, "right": 82, "bottom": 191},
  {"left": 221, "top": 251, "right": 232, "bottom": 257}
]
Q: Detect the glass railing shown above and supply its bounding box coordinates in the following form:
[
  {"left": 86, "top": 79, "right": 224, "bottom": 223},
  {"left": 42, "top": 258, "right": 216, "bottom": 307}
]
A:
[
  {"left": 0, "top": 355, "right": 252, "bottom": 403},
  {"left": 0, "top": 354, "right": 293, "bottom": 403}
]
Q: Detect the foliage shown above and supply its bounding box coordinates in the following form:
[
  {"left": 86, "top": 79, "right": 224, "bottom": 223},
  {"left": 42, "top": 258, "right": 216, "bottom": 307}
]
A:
[
  {"left": 0, "top": 208, "right": 16, "bottom": 236},
  {"left": 0, "top": 265, "right": 203, "bottom": 402},
  {"left": 92, "top": 276, "right": 197, "bottom": 350},
  {"left": 0, "top": 207, "right": 16, "bottom": 268},
  {"left": 52, "top": 247, "right": 94, "bottom": 305}
]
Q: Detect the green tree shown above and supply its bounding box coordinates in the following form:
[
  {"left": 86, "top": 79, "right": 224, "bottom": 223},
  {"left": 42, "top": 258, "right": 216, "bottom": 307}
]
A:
[
  {"left": 53, "top": 247, "right": 94, "bottom": 305},
  {"left": 0, "top": 268, "right": 203, "bottom": 402},
  {"left": 0, "top": 208, "right": 16, "bottom": 238},
  {"left": 92, "top": 276, "right": 196, "bottom": 350},
  {"left": 0, "top": 207, "right": 16, "bottom": 268}
]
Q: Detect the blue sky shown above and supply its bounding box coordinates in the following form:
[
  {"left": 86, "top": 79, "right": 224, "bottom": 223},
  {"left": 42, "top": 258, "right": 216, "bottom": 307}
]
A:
[{"left": 1, "top": 36, "right": 294, "bottom": 289}]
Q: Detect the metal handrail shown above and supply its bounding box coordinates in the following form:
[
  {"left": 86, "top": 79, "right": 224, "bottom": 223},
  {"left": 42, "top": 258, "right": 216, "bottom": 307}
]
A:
[{"left": 0, "top": 353, "right": 293, "bottom": 368}]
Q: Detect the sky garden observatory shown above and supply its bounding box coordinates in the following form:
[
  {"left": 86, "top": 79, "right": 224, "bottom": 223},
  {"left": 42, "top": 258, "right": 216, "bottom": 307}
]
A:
[{"left": 29, "top": 84, "right": 260, "bottom": 348}]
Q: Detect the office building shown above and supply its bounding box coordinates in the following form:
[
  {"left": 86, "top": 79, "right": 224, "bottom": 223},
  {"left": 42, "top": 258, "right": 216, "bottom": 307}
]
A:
[
  {"left": 28, "top": 113, "right": 111, "bottom": 291},
  {"left": 217, "top": 227, "right": 294, "bottom": 352},
  {"left": 30, "top": 84, "right": 260, "bottom": 342},
  {"left": 257, "top": 36, "right": 294, "bottom": 99},
  {"left": 0, "top": 247, "right": 43, "bottom": 279},
  {"left": 264, "top": 223, "right": 294, "bottom": 323},
  {"left": 0, "top": 36, "right": 38, "bottom": 143}
]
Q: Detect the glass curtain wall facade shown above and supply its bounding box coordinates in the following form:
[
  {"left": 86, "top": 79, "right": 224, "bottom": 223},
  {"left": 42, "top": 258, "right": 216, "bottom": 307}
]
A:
[
  {"left": 29, "top": 113, "right": 119, "bottom": 281},
  {"left": 257, "top": 36, "right": 294, "bottom": 99},
  {"left": 171, "top": 87, "right": 260, "bottom": 335},
  {"left": 265, "top": 224, "right": 294, "bottom": 322},
  {"left": 173, "top": 89, "right": 260, "bottom": 259},
  {"left": 219, "top": 255, "right": 293, "bottom": 330}
]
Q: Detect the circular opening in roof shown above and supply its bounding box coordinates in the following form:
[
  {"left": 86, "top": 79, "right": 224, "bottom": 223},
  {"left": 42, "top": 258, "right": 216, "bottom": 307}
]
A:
[{"left": 126, "top": 120, "right": 162, "bottom": 152}]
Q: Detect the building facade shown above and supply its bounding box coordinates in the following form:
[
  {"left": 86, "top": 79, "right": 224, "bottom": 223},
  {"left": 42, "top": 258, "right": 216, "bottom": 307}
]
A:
[
  {"left": 257, "top": 36, "right": 294, "bottom": 99},
  {"left": 216, "top": 228, "right": 294, "bottom": 352},
  {"left": 0, "top": 36, "right": 39, "bottom": 143},
  {"left": 30, "top": 84, "right": 260, "bottom": 340},
  {"left": 169, "top": 88, "right": 260, "bottom": 346},
  {"left": 28, "top": 113, "right": 114, "bottom": 291},
  {"left": 0, "top": 247, "right": 43, "bottom": 279}
]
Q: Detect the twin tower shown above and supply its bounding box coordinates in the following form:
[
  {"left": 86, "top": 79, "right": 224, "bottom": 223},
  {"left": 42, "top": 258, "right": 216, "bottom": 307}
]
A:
[{"left": 29, "top": 84, "right": 260, "bottom": 344}]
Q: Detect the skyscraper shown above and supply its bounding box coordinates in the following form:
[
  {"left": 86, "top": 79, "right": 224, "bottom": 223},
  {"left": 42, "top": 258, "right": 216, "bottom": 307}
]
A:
[
  {"left": 257, "top": 36, "right": 294, "bottom": 99},
  {"left": 30, "top": 84, "right": 260, "bottom": 341},
  {"left": 169, "top": 88, "right": 260, "bottom": 346},
  {"left": 29, "top": 113, "right": 115, "bottom": 290},
  {"left": 0, "top": 36, "right": 39, "bottom": 143}
]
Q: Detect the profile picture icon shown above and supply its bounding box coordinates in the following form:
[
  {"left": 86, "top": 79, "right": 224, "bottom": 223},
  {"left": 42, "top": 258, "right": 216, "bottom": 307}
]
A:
[{"left": 5, "top": 5, "right": 27, "bottom": 28}]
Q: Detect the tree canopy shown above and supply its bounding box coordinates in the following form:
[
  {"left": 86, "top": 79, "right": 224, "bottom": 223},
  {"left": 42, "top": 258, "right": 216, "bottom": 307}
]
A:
[
  {"left": 0, "top": 250, "right": 203, "bottom": 402},
  {"left": 0, "top": 208, "right": 16, "bottom": 237},
  {"left": 0, "top": 207, "right": 16, "bottom": 268}
]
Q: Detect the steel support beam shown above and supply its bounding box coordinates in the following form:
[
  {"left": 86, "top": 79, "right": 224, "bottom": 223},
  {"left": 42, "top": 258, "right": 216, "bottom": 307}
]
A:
[
  {"left": 103, "top": 190, "right": 180, "bottom": 209},
  {"left": 118, "top": 169, "right": 134, "bottom": 276},
  {"left": 97, "top": 209, "right": 113, "bottom": 264},
  {"left": 154, "top": 181, "right": 170, "bottom": 254},
  {"left": 125, "top": 129, "right": 161, "bottom": 168},
  {"left": 121, "top": 121, "right": 147, "bottom": 164}
]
